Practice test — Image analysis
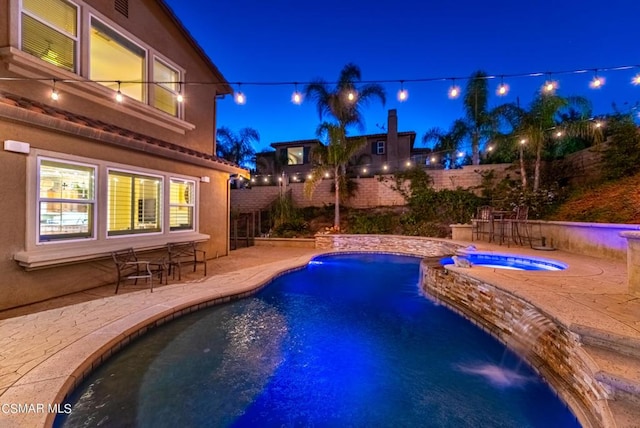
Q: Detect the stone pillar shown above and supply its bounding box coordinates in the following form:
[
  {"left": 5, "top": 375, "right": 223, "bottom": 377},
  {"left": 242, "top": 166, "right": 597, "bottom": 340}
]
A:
[{"left": 620, "top": 231, "right": 640, "bottom": 296}]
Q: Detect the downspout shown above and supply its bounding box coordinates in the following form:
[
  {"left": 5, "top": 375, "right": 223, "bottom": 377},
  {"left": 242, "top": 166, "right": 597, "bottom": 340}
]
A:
[{"left": 226, "top": 175, "right": 231, "bottom": 255}]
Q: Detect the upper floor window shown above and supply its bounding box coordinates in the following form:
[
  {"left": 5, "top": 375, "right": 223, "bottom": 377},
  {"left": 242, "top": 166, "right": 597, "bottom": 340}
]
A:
[
  {"left": 90, "top": 18, "right": 145, "bottom": 102},
  {"left": 375, "top": 140, "right": 385, "bottom": 155},
  {"left": 38, "top": 158, "right": 95, "bottom": 242},
  {"left": 19, "top": 0, "right": 185, "bottom": 119},
  {"left": 153, "top": 58, "right": 181, "bottom": 116},
  {"left": 21, "top": 0, "right": 78, "bottom": 73}
]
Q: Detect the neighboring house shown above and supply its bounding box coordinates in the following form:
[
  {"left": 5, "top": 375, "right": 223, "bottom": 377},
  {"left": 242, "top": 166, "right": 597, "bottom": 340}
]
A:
[
  {"left": 0, "top": 0, "right": 246, "bottom": 310},
  {"left": 254, "top": 109, "right": 417, "bottom": 182}
]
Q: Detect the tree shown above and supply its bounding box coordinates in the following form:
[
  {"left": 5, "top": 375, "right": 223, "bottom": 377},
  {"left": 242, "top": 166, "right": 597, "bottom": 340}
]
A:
[
  {"left": 422, "top": 119, "right": 469, "bottom": 168},
  {"left": 304, "top": 123, "right": 367, "bottom": 230},
  {"left": 462, "top": 70, "right": 496, "bottom": 165},
  {"left": 304, "top": 63, "right": 386, "bottom": 133},
  {"left": 215, "top": 127, "right": 259, "bottom": 168},
  {"left": 494, "top": 94, "right": 602, "bottom": 191}
]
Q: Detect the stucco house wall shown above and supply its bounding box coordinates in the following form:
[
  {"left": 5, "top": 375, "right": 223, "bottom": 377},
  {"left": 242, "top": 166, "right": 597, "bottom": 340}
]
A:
[{"left": 0, "top": 0, "right": 244, "bottom": 310}]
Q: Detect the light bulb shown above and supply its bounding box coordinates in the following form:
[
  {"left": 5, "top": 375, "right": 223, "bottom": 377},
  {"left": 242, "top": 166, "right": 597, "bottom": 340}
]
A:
[
  {"left": 397, "top": 88, "right": 408, "bottom": 102},
  {"left": 235, "top": 92, "right": 246, "bottom": 105},
  {"left": 448, "top": 85, "right": 460, "bottom": 99},
  {"left": 590, "top": 76, "right": 604, "bottom": 89},
  {"left": 176, "top": 93, "right": 184, "bottom": 103},
  {"left": 632, "top": 74, "right": 640, "bottom": 86},
  {"left": 347, "top": 91, "right": 356, "bottom": 102},
  {"left": 51, "top": 89, "right": 59, "bottom": 101},
  {"left": 291, "top": 91, "right": 302, "bottom": 105},
  {"left": 496, "top": 83, "right": 509, "bottom": 96},
  {"left": 115, "top": 91, "right": 124, "bottom": 103},
  {"left": 542, "top": 80, "right": 557, "bottom": 93}
]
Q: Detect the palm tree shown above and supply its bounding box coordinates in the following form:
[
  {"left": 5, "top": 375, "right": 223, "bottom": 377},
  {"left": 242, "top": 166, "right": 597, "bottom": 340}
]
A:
[
  {"left": 422, "top": 119, "right": 469, "bottom": 155},
  {"left": 462, "top": 70, "right": 496, "bottom": 165},
  {"left": 495, "top": 94, "right": 602, "bottom": 191},
  {"left": 216, "top": 127, "right": 259, "bottom": 167},
  {"left": 304, "top": 123, "right": 367, "bottom": 230},
  {"left": 304, "top": 63, "right": 386, "bottom": 133}
]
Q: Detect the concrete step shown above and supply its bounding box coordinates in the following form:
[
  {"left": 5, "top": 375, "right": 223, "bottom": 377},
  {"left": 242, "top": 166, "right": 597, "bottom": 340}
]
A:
[
  {"left": 572, "top": 324, "right": 640, "bottom": 359},
  {"left": 584, "top": 344, "right": 640, "bottom": 399}
]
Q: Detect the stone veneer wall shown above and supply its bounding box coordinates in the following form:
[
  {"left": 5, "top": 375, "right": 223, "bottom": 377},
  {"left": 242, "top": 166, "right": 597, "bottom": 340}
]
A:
[
  {"left": 315, "top": 234, "right": 461, "bottom": 256},
  {"left": 421, "top": 262, "right": 612, "bottom": 428}
]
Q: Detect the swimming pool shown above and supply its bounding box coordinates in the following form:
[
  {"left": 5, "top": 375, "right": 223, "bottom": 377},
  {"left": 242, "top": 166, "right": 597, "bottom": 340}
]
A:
[
  {"left": 57, "top": 253, "right": 578, "bottom": 427},
  {"left": 441, "top": 252, "right": 568, "bottom": 271}
]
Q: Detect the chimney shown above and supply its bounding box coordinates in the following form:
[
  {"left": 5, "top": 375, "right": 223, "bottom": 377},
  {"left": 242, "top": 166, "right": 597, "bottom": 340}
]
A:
[{"left": 387, "top": 109, "right": 399, "bottom": 168}]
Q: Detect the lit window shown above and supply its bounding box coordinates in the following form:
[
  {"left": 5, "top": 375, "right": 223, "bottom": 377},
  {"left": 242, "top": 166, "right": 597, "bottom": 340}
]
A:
[
  {"left": 154, "top": 59, "right": 181, "bottom": 116},
  {"left": 38, "top": 159, "right": 95, "bottom": 242},
  {"left": 287, "top": 147, "right": 304, "bottom": 165},
  {"left": 21, "top": 0, "right": 78, "bottom": 72},
  {"left": 169, "top": 179, "right": 195, "bottom": 231},
  {"left": 108, "top": 171, "right": 161, "bottom": 235},
  {"left": 90, "top": 18, "right": 145, "bottom": 102},
  {"left": 376, "top": 140, "right": 385, "bottom": 155}
]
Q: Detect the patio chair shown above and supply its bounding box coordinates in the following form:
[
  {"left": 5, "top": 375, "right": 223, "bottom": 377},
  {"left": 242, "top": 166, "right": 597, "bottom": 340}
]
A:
[
  {"left": 509, "top": 205, "right": 530, "bottom": 246},
  {"left": 166, "top": 241, "right": 207, "bottom": 281},
  {"left": 471, "top": 206, "right": 493, "bottom": 241},
  {"left": 112, "top": 248, "right": 166, "bottom": 294}
]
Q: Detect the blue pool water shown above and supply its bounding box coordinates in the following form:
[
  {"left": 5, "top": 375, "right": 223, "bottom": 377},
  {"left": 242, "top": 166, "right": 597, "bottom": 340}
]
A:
[
  {"left": 441, "top": 253, "right": 567, "bottom": 271},
  {"left": 58, "top": 253, "right": 579, "bottom": 427}
]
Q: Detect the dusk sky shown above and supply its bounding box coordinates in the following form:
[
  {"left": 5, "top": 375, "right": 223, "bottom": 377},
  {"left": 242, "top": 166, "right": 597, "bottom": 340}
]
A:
[{"left": 165, "top": 0, "right": 640, "bottom": 153}]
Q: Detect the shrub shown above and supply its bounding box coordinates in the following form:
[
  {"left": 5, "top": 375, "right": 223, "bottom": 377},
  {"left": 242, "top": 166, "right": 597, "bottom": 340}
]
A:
[{"left": 347, "top": 211, "right": 397, "bottom": 234}]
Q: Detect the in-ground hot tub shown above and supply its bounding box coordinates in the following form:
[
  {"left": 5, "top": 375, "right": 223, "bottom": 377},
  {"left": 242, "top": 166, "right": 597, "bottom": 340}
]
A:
[{"left": 441, "top": 252, "right": 567, "bottom": 271}]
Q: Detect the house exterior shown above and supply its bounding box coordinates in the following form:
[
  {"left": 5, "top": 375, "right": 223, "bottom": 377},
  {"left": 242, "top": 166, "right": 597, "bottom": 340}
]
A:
[
  {"left": 0, "top": 0, "right": 246, "bottom": 310},
  {"left": 254, "top": 109, "right": 416, "bottom": 182}
]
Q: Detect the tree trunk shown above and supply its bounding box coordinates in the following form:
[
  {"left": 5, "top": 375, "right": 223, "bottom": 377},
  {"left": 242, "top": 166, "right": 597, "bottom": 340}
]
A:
[
  {"left": 533, "top": 140, "right": 542, "bottom": 192},
  {"left": 519, "top": 145, "right": 527, "bottom": 189},
  {"left": 334, "top": 167, "right": 340, "bottom": 230},
  {"left": 472, "top": 131, "right": 480, "bottom": 165}
]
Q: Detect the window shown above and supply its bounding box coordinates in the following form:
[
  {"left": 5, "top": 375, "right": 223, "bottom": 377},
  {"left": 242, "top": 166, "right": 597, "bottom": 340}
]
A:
[
  {"left": 38, "top": 159, "right": 95, "bottom": 241},
  {"left": 108, "top": 170, "right": 161, "bottom": 235},
  {"left": 169, "top": 179, "right": 195, "bottom": 231},
  {"left": 376, "top": 140, "right": 385, "bottom": 155},
  {"left": 21, "top": 0, "right": 78, "bottom": 72},
  {"left": 153, "top": 59, "right": 181, "bottom": 116},
  {"left": 90, "top": 18, "right": 146, "bottom": 102},
  {"left": 287, "top": 147, "right": 304, "bottom": 165}
]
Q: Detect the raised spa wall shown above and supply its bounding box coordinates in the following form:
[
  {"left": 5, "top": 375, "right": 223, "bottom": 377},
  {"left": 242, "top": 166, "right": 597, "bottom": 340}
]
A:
[
  {"left": 315, "top": 234, "right": 612, "bottom": 428},
  {"left": 451, "top": 220, "right": 640, "bottom": 296}
]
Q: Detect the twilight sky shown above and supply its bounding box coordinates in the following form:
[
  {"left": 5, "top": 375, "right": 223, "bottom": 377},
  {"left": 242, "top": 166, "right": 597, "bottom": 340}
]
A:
[{"left": 165, "top": 0, "right": 640, "bottom": 153}]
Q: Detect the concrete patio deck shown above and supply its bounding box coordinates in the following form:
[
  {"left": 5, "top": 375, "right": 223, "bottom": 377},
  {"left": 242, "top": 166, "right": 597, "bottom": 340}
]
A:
[{"left": 0, "top": 243, "right": 638, "bottom": 427}]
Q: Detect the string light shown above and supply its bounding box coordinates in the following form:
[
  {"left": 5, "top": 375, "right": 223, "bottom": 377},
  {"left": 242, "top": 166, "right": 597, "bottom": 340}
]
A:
[
  {"left": 4, "top": 62, "right": 640, "bottom": 109},
  {"left": 234, "top": 84, "right": 246, "bottom": 105},
  {"left": 115, "top": 81, "right": 123, "bottom": 103},
  {"left": 496, "top": 76, "right": 509, "bottom": 96},
  {"left": 345, "top": 89, "right": 357, "bottom": 102},
  {"left": 448, "top": 79, "right": 460, "bottom": 99},
  {"left": 589, "top": 71, "right": 605, "bottom": 89},
  {"left": 397, "top": 80, "right": 408, "bottom": 102},
  {"left": 50, "top": 79, "right": 59, "bottom": 101},
  {"left": 291, "top": 83, "right": 303, "bottom": 105},
  {"left": 176, "top": 82, "right": 184, "bottom": 103},
  {"left": 542, "top": 75, "right": 558, "bottom": 94}
]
